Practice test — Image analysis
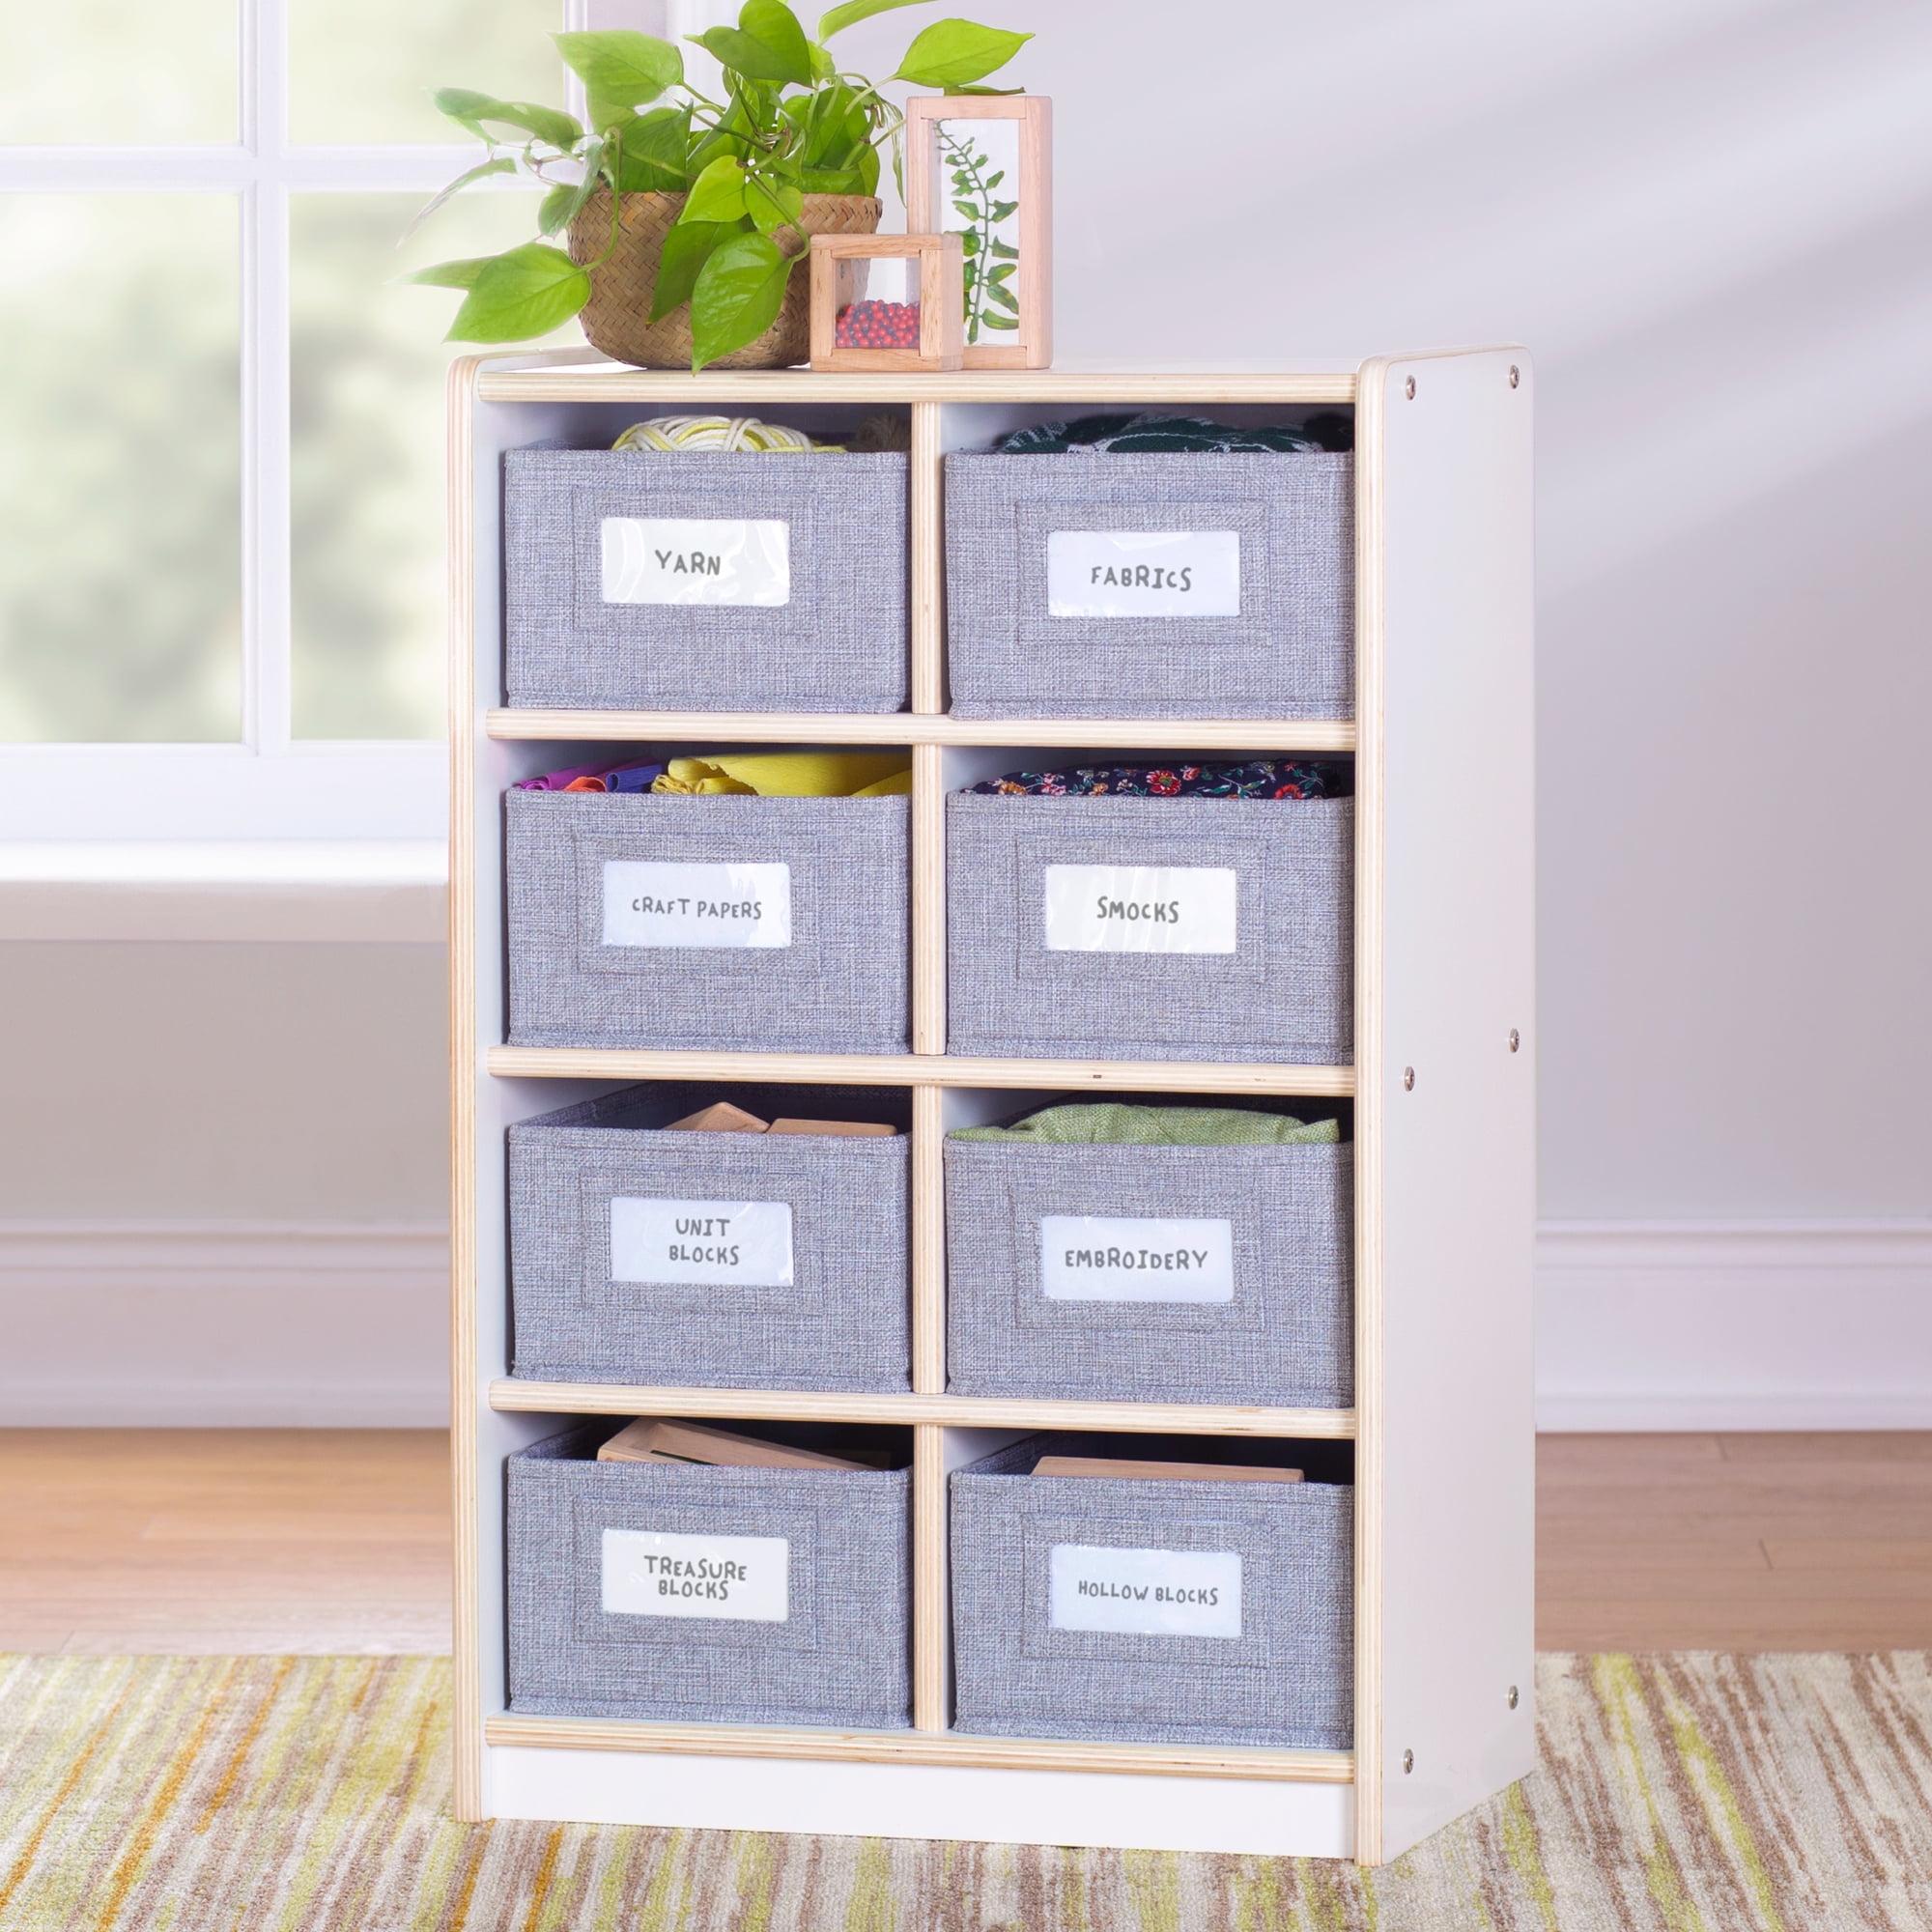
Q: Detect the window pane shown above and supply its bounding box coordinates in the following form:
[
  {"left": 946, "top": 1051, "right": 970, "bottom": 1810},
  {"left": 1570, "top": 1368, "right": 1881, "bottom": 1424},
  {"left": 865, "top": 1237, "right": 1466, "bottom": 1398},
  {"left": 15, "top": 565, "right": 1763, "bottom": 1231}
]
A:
[
  {"left": 290, "top": 0, "right": 563, "bottom": 145},
  {"left": 291, "top": 190, "right": 576, "bottom": 740},
  {"left": 0, "top": 196, "right": 241, "bottom": 743},
  {"left": 0, "top": 0, "right": 235, "bottom": 143}
]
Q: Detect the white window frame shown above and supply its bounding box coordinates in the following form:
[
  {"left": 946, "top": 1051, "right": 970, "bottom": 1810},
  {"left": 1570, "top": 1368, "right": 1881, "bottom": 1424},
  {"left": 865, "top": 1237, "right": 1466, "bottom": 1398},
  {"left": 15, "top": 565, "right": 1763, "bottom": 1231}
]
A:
[{"left": 0, "top": 0, "right": 608, "bottom": 845}]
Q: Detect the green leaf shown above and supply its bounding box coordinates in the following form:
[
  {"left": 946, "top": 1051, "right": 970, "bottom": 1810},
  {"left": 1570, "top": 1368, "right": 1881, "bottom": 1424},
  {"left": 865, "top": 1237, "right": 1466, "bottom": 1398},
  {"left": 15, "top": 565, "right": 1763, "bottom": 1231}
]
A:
[
  {"left": 612, "top": 104, "right": 692, "bottom": 191},
  {"left": 745, "top": 171, "right": 805, "bottom": 235},
  {"left": 893, "top": 17, "right": 1030, "bottom": 87},
  {"left": 988, "top": 236, "right": 1018, "bottom": 257},
  {"left": 431, "top": 87, "right": 581, "bottom": 147},
  {"left": 945, "top": 82, "right": 1023, "bottom": 94},
  {"left": 683, "top": 154, "right": 749, "bottom": 223},
  {"left": 443, "top": 242, "right": 591, "bottom": 343},
  {"left": 690, "top": 0, "right": 813, "bottom": 85},
  {"left": 958, "top": 228, "right": 979, "bottom": 252},
  {"left": 405, "top": 156, "right": 515, "bottom": 240},
  {"left": 408, "top": 256, "right": 495, "bottom": 290},
  {"left": 554, "top": 30, "right": 682, "bottom": 129},
  {"left": 984, "top": 279, "right": 1018, "bottom": 312},
  {"left": 649, "top": 219, "right": 733, "bottom": 321},
  {"left": 537, "top": 142, "right": 604, "bottom": 237},
  {"left": 986, "top": 260, "right": 1015, "bottom": 281},
  {"left": 689, "top": 230, "right": 793, "bottom": 369},
  {"left": 819, "top": 0, "right": 928, "bottom": 39},
  {"left": 990, "top": 199, "right": 1017, "bottom": 221},
  {"left": 981, "top": 309, "right": 1018, "bottom": 327},
  {"left": 951, "top": 199, "right": 979, "bottom": 220}
]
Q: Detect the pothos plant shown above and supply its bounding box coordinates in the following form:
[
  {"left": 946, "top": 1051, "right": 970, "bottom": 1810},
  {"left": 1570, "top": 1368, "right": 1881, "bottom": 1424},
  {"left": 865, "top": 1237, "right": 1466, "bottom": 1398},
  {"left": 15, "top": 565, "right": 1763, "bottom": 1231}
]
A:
[{"left": 411, "top": 0, "right": 1031, "bottom": 370}]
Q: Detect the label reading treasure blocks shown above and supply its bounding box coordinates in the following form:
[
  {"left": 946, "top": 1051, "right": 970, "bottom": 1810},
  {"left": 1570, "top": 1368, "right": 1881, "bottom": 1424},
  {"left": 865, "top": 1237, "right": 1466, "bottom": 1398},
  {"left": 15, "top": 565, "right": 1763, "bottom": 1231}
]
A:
[
  {"left": 601, "top": 861, "right": 792, "bottom": 950},
  {"left": 609, "top": 1198, "right": 795, "bottom": 1288},
  {"left": 1041, "top": 864, "right": 1237, "bottom": 954},
  {"left": 1046, "top": 530, "right": 1240, "bottom": 618},
  {"left": 601, "top": 1528, "right": 790, "bottom": 1621},
  {"left": 600, "top": 517, "right": 791, "bottom": 607},
  {"left": 1048, "top": 1545, "right": 1242, "bottom": 1638}
]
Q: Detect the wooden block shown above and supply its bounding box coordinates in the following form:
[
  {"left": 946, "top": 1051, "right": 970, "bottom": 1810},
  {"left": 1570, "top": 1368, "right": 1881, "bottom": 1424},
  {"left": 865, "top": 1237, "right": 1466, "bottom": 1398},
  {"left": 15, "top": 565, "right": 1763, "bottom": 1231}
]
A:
[
  {"left": 596, "top": 1418, "right": 870, "bottom": 1472},
  {"left": 809, "top": 233, "right": 964, "bottom": 374},
  {"left": 765, "top": 1118, "right": 896, "bottom": 1137},
  {"left": 664, "top": 1100, "right": 770, "bottom": 1133},
  {"left": 1031, "top": 1456, "right": 1304, "bottom": 1485}
]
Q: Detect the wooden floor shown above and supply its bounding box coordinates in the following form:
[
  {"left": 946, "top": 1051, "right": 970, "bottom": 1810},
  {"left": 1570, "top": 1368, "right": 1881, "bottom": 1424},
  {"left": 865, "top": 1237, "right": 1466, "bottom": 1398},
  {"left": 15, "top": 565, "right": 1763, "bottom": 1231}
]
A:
[{"left": 1, "top": 1430, "right": 1927, "bottom": 1654}]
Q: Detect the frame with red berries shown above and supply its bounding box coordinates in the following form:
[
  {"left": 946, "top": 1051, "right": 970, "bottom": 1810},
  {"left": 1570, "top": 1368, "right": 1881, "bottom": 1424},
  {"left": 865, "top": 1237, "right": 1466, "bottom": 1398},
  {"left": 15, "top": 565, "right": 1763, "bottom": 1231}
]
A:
[{"left": 808, "top": 233, "right": 965, "bottom": 373}]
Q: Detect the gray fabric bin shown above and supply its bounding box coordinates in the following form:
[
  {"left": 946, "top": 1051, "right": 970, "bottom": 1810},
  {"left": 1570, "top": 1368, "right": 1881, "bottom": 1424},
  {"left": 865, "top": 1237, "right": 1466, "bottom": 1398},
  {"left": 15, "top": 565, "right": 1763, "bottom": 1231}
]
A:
[
  {"left": 509, "top": 1084, "right": 911, "bottom": 1391},
  {"left": 945, "top": 1137, "right": 1351, "bottom": 1406},
  {"left": 508, "top": 1425, "right": 912, "bottom": 1727},
  {"left": 946, "top": 792, "right": 1351, "bottom": 1063},
  {"left": 943, "top": 452, "right": 1352, "bottom": 719},
  {"left": 949, "top": 1435, "right": 1351, "bottom": 1748},
  {"left": 504, "top": 446, "right": 908, "bottom": 713},
  {"left": 506, "top": 787, "right": 909, "bottom": 1054}
]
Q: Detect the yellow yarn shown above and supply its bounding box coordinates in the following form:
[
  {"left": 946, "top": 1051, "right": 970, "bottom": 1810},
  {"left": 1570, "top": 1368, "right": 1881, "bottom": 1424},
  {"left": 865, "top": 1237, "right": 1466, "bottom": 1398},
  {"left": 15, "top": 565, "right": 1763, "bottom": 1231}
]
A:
[
  {"left": 652, "top": 752, "right": 910, "bottom": 797},
  {"left": 611, "top": 415, "right": 825, "bottom": 453}
]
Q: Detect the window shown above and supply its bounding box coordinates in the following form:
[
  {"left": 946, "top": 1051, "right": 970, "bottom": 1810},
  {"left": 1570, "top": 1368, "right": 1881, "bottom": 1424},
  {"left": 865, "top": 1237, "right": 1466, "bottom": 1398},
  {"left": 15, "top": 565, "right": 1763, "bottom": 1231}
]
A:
[{"left": 0, "top": 0, "right": 582, "bottom": 842}]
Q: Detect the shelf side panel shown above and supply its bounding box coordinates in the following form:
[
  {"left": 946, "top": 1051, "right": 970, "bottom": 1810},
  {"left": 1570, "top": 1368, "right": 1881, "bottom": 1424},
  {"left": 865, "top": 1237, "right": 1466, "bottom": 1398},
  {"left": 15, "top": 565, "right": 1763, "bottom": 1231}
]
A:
[{"left": 1364, "top": 349, "right": 1538, "bottom": 1861}]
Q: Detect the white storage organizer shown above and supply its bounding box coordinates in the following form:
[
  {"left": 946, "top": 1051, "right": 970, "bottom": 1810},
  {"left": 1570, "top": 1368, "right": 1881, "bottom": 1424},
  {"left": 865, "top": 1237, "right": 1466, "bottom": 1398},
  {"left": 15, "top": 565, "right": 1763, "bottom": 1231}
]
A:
[{"left": 451, "top": 352, "right": 1535, "bottom": 1865}]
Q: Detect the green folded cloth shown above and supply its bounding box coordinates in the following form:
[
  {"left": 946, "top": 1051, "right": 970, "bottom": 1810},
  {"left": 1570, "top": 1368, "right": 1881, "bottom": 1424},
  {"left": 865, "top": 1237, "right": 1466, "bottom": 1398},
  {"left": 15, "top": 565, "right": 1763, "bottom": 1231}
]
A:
[{"left": 950, "top": 1103, "right": 1340, "bottom": 1147}]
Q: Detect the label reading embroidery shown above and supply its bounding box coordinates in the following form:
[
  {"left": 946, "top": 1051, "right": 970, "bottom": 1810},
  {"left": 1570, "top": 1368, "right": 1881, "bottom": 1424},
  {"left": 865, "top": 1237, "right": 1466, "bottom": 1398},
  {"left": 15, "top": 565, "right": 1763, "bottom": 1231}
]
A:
[
  {"left": 610, "top": 1198, "right": 795, "bottom": 1287},
  {"left": 1048, "top": 1545, "right": 1242, "bottom": 1638},
  {"left": 601, "top": 1528, "right": 789, "bottom": 1621},
  {"left": 601, "top": 862, "right": 792, "bottom": 950},
  {"left": 600, "top": 517, "right": 790, "bottom": 607},
  {"left": 1041, "top": 865, "right": 1237, "bottom": 954},
  {"left": 1046, "top": 530, "right": 1240, "bottom": 617},
  {"left": 1039, "top": 1215, "right": 1235, "bottom": 1303}
]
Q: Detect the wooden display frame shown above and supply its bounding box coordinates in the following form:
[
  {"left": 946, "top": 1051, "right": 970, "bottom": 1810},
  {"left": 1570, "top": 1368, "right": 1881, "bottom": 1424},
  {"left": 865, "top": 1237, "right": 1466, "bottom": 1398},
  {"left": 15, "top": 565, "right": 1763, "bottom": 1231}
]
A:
[
  {"left": 808, "top": 233, "right": 965, "bottom": 373},
  {"left": 449, "top": 350, "right": 1535, "bottom": 1864}
]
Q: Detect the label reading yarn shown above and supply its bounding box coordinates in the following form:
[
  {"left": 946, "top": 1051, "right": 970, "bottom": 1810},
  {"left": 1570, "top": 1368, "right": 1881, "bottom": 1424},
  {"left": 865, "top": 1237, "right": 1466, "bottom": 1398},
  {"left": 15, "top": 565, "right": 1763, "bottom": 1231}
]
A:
[
  {"left": 601, "top": 861, "right": 791, "bottom": 949},
  {"left": 1039, "top": 1215, "right": 1235, "bottom": 1303},
  {"left": 1048, "top": 1545, "right": 1242, "bottom": 1638},
  {"left": 1045, "top": 530, "right": 1240, "bottom": 617},
  {"left": 600, "top": 517, "right": 790, "bottom": 606},
  {"left": 601, "top": 1528, "right": 789, "bottom": 1621},
  {"left": 1041, "top": 865, "right": 1237, "bottom": 954},
  {"left": 610, "top": 1198, "right": 794, "bottom": 1287}
]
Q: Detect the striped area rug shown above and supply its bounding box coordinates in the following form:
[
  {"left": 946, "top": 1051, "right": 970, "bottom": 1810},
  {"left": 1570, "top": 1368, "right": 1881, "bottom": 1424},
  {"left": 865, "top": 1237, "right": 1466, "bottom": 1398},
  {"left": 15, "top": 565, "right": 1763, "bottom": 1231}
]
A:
[{"left": 0, "top": 1653, "right": 1927, "bottom": 1930}]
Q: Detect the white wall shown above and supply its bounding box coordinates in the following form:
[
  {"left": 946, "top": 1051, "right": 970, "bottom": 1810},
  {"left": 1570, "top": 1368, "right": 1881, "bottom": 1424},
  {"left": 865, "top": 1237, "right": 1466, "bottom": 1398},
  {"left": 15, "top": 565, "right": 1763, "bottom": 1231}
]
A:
[{"left": 4, "top": 0, "right": 1928, "bottom": 1424}]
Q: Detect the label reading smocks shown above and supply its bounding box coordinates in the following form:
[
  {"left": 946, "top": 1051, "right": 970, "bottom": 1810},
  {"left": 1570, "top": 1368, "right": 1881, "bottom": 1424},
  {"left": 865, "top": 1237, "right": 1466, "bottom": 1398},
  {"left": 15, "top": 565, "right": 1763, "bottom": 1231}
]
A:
[
  {"left": 1041, "top": 864, "right": 1237, "bottom": 954},
  {"left": 1048, "top": 1545, "right": 1242, "bottom": 1639},
  {"left": 610, "top": 1198, "right": 794, "bottom": 1287},
  {"left": 1046, "top": 530, "right": 1240, "bottom": 617},
  {"left": 601, "top": 861, "right": 791, "bottom": 949},
  {"left": 600, "top": 517, "right": 790, "bottom": 606},
  {"left": 1039, "top": 1215, "right": 1234, "bottom": 1303},
  {"left": 601, "top": 1527, "right": 789, "bottom": 1621}
]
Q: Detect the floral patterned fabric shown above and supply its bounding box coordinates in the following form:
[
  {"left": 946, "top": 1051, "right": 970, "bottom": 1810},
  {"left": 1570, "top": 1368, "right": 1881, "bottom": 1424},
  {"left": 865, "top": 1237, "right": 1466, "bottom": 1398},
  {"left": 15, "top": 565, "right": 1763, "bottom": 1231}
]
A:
[{"left": 963, "top": 759, "right": 1350, "bottom": 800}]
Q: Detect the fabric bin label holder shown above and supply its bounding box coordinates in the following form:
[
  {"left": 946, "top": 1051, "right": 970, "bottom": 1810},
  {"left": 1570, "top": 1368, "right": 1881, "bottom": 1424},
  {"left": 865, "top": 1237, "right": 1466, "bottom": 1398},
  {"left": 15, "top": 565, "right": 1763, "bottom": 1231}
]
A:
[
  {"left": 1039, "top": 1213, "right": 1235, "bottom": 1304},
  {"left": 1048, "top": 1543, "right": 1241, "bottom": 1638},
  {"left": 1040, "top": 862, "right": 1237, "bottom": 954},
  {"left": 601, "top": 860, "right": 791, "bottom": 950},
  {"left": 601, "top": 517, "right": 789, "bottom": 607},
  {"left": 1045, "top": 530, "right": 1241, "bottom": 618},
  {"left": 603, "top": 1527, "right": 789, "bottom": 1621},
  {"left": 609, "top": 1196, "right": 794, "bottom": 1288}
]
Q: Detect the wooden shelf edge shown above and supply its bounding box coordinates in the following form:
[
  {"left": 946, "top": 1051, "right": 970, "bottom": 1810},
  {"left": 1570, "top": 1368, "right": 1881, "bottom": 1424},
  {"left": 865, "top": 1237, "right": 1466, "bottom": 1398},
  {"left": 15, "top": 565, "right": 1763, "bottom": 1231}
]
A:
[
  {"left": 483, "top": 1714, "right": 1354, "bottom": 1784},
  {"left": 488, "top": 1379, "right": 1357, "bottom": 1439},
  {"left": 486, "top": 708, "right": 1359, "bottom": 753},
  {"left": 485, "top": 1047, "right": 1354, "bottom": 1097}
]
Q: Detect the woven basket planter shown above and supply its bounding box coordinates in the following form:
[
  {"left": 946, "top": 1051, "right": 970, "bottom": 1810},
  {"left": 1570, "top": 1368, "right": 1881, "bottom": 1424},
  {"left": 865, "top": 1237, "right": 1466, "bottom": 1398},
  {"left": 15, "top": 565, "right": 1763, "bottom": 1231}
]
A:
[{"left": 567, "top": 190, "right": 882, "bottom": 370}]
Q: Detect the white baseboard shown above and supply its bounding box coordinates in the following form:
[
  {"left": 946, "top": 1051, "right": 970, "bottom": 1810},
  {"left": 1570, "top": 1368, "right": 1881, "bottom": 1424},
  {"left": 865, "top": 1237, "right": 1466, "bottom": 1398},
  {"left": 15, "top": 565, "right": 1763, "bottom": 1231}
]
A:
[
  {"left": 3, "top": 1216, "right": 1929, "bottom": 1432},
  {"left": 0, "top": 1220, "right": 449, "bottom": 1426},
  {"left": 1535, "top": 1219, "right": 1932, "bottom": 1431}
]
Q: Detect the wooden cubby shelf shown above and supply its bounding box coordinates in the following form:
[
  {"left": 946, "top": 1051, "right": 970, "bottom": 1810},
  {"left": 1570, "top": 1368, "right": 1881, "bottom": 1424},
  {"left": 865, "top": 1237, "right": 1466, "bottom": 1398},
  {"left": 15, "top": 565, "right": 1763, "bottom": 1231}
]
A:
[{"left": 451, "top": 348, "right": 1534, "bottom": 1866}]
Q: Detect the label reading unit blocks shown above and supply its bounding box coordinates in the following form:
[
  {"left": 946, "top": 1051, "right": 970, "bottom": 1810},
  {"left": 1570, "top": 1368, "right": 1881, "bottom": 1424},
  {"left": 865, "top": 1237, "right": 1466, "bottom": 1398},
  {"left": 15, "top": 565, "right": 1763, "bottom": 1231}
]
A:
[
  {"left": 600, "top": 517, "right": 790, "bottom": 607},
  {"left": 610, "top": 1198, "right": 795, "bottom": 1288},
  {"left": 601, "top": 1527, "right": 790, "bottom": 1621},
  {"left": 1039, "top": 1215, "right": 1235, "bottom": 1303},
  {"left": 1046, "top": 530, "right": 1240, "bottom": 617},
  {"left": 1048, "top": 1544, "right": 1242, "bottom": 1638},
  {"left": 1041, "top": 864, "right": 1237, "bottom": 954},
  {"left": 601, "top": 862, "right": 792, "bottom": 950}
]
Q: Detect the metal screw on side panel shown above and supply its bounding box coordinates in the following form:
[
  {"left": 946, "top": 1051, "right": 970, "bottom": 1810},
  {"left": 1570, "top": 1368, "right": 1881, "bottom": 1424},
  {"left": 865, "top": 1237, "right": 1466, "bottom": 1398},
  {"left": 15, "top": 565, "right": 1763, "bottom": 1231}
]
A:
[
  {"left": 1509, "top": 364, "right": 1520, "bottom": 389},
  {"left": 1508, "top": 1685, "right": 1520, "bottom": 1710},
  {"left": 1403, "top": 1748, "right": 1414, "bottom": 1775},
  {"left": 1509, "top": 1029, "right": 1520, "bottom": 1053},
  {"left": 1405, "top": 376, "right": 1417, "bottom": 400},
  {"left": 1402, "top": 1066, "right": 1415, "bottom": 1091}
]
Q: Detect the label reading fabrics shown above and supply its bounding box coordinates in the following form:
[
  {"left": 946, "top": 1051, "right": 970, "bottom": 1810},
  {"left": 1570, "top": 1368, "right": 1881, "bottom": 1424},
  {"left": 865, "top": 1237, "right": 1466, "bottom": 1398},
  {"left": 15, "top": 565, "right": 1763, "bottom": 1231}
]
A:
[
  {"left": 610, "top": 1198, "right": 794, "bottom": 1288},
  {"left": 1041, "top": 864, "right": 1237, "bottom": 954},
  {"left": 1049, "top": 1545, "right": 1241, "bottom": 1639},
  {"left": 601, "top": 861, "right": 791, "bottom": 950},
  {"left": 601, "top": 1527, "right": 788, "bottom": 1621},
  {"left": 1040, "top": 1215, "right": 1234, "bottom": 1303},
  {"left": 601, "top": 517, "right": 790, "bottom": 607},
  {"left": 1046, "top": 530, "right": 1240, "bottom": 617}
]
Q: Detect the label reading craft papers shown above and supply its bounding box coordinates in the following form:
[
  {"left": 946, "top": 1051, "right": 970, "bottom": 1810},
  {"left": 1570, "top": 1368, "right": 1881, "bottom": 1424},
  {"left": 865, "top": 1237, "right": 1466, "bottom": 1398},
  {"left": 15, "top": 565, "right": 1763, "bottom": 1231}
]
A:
[
  {"left": 600, "top": 517, "right": 790, "bottom": 607},
  {"left": 1046, "top": 530, "right": 1240, "bottom": 617},
  {"left": 602, "top": 1527, "right": 789, "bottom": 1621},
  {"left": 602, "top": 861, "right": 791, "bottom": 950},
  {"left": 610, "top": 1198, "right": 795, "bottom": 1288},
  {"left": 1041, "top": 864, "right": 1237, "bottom": 955},
  {"left": 1049, "top": 1545, "right": 1242, "bottom": 1639},
  {"left": 1040, "top": 1215, "right": 1235, "bottom": 1303}
]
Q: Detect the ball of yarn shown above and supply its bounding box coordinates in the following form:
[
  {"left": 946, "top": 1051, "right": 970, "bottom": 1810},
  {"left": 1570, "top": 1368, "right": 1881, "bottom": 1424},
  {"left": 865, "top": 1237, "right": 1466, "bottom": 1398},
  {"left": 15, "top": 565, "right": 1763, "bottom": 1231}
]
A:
[{"left": 611, "top": 415, "right": 818, "bottom": 454}]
